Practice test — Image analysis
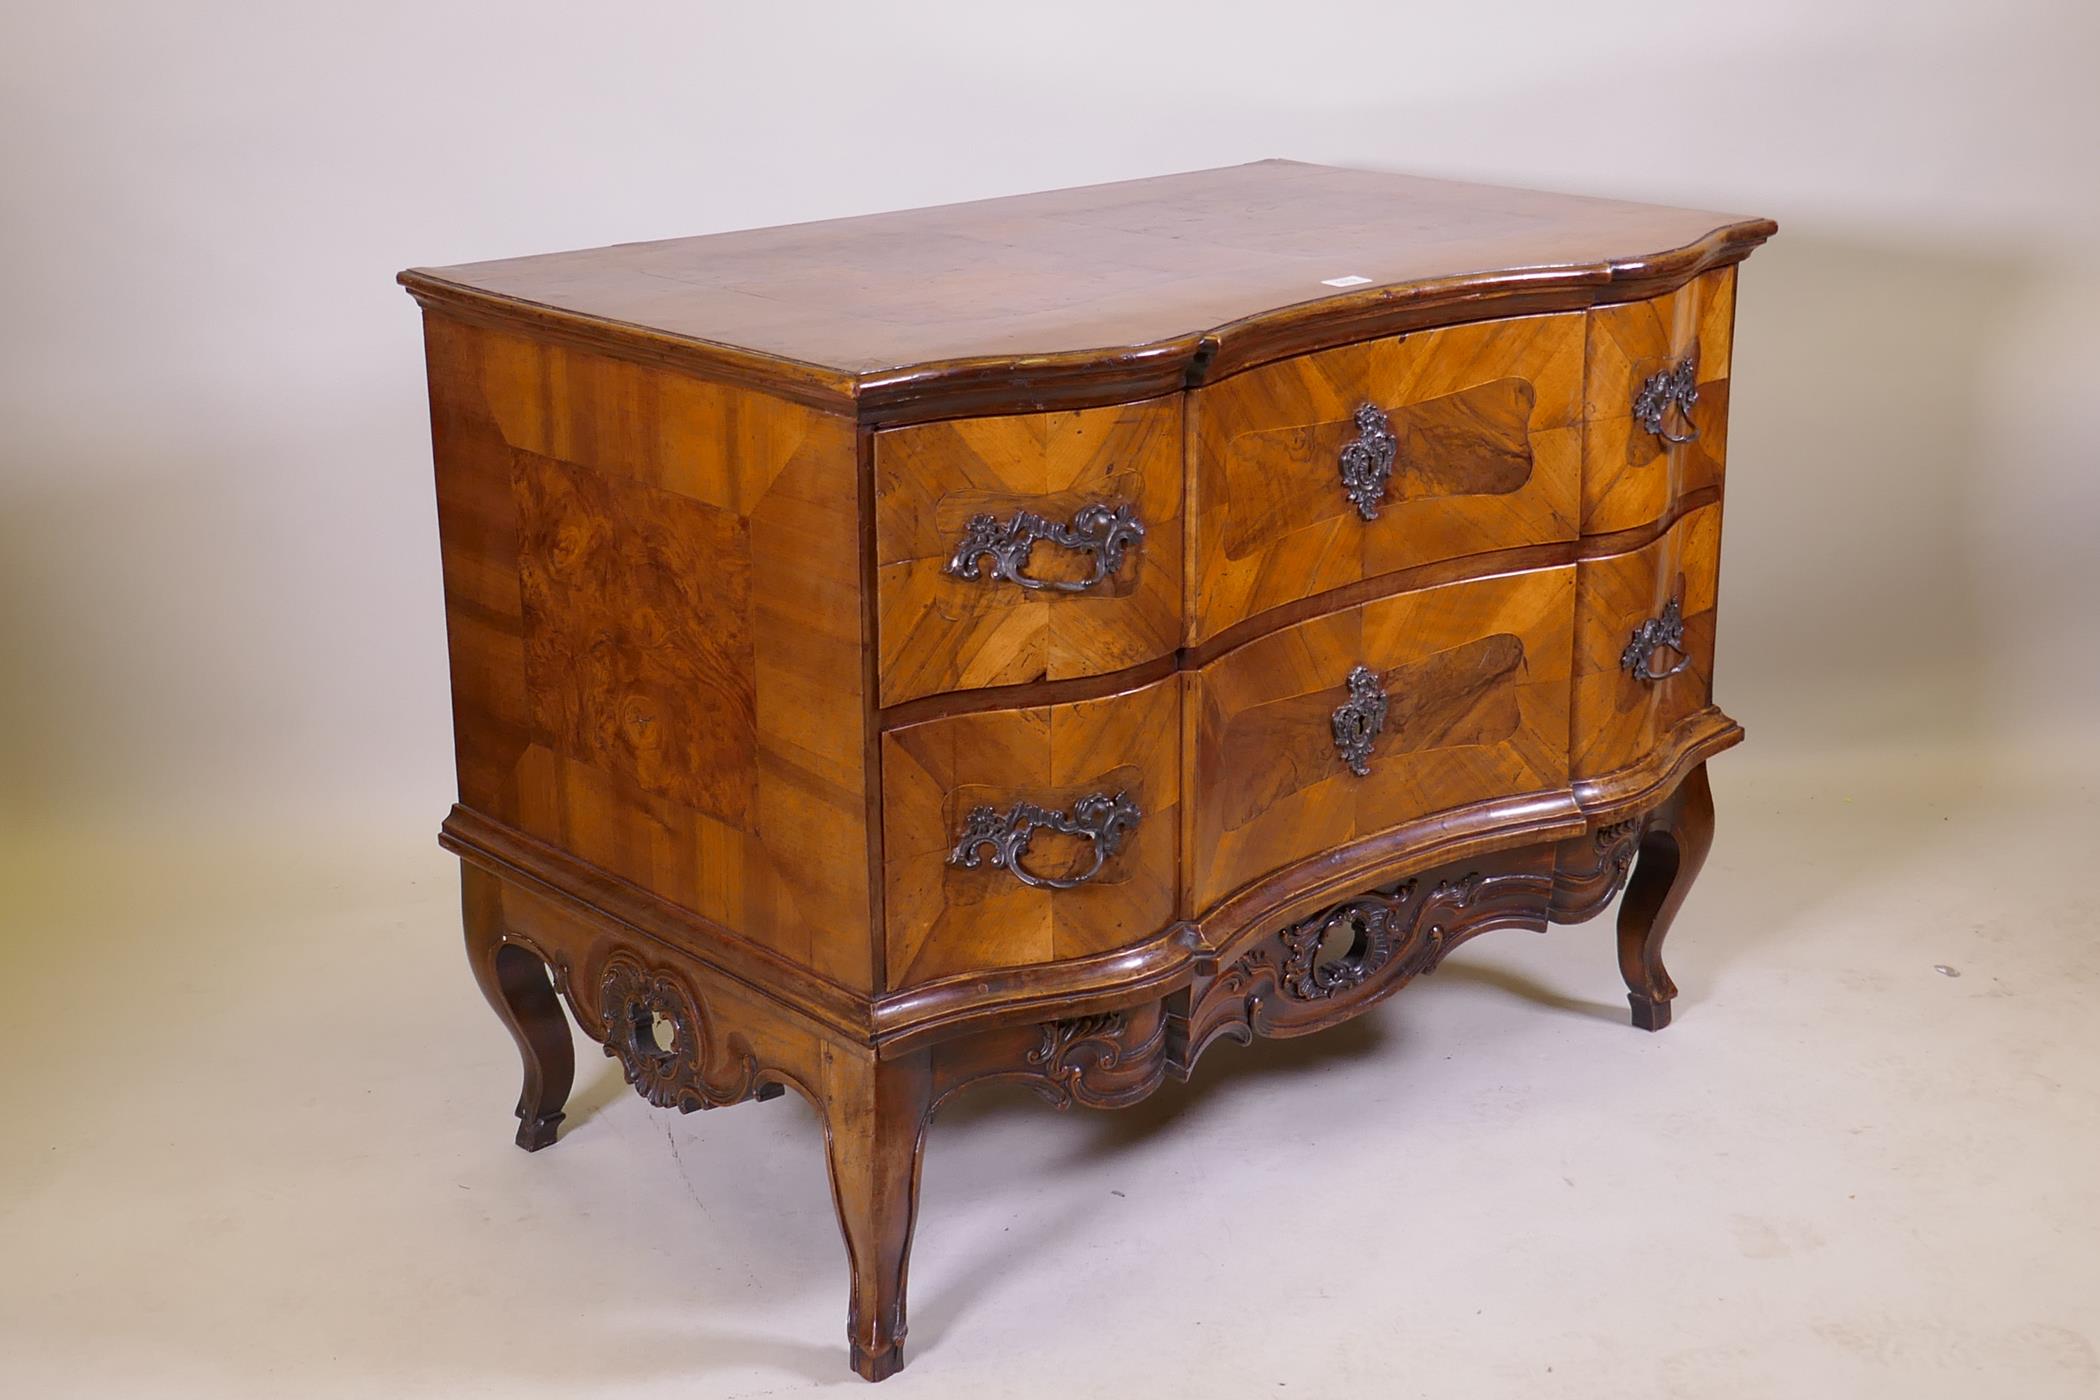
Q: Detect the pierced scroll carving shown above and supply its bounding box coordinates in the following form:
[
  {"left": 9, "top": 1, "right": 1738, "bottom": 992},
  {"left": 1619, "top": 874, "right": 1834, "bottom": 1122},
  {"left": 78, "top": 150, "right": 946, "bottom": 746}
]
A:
[
  {"left": 1172, "top": 855, "right": 1556, "bottom": 1070},
  {"left": 1278, "top": 893, "right": 1402, "bottom": 1000},
  {"left": 1265, "top": 872, "right": 1530, "bottom": 1005},
  {"left": 599, "top": 952, "right": 768, "bottom": 1113}
]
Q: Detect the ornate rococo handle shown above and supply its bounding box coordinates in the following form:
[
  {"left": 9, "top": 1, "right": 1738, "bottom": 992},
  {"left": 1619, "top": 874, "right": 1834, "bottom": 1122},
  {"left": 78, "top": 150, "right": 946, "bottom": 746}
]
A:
[
  {"left": 948, "top": 790, "right": 1142, "bottom": 891},
  {"left": 1633, "top": 349, "right": 1701, "bottom": 445},
  {"left": 1330, "top": 664, "right": 1389, "bottom": 778},
  {"left": 1338, "top": 404, "right": 1398, "bottom": 521},
  {"left": 944, "top": 501, "right": 1144, "bottom": 594},
  {"left": 1621, "top": 596, "right": 1692, "bottom": 682}
]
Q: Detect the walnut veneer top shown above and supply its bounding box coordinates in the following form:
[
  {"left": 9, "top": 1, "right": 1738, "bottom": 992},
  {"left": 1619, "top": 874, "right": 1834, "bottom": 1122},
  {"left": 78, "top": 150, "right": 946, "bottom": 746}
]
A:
[{"left": 400, "top": 161, "right": 1773, "bottom": 421}]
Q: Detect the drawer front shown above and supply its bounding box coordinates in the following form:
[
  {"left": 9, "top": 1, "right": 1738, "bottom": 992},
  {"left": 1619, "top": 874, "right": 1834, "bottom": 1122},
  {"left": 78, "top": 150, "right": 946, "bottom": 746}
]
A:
[
  {"left": 1189, "top": 566, "right": 1574, "bottom": 913},
  {"left": 881, "top": 676, "right": 1180, "bottom": 987},
  {"left": 1187, "top": 312, "right": 1583, "bottom": 645},
  {"left": 1582, "top": 267, "right": 1736, "bottom": 535},
  {"left": 1572, "top": 503, "right": 1723, "bottom": 778},
  {"left": 874, "top": 398, "right": 1181, "bottom": 707}
]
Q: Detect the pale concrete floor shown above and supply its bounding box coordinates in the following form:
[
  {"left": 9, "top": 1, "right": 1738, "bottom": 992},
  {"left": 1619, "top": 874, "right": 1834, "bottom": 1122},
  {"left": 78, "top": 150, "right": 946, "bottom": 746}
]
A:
[{"left": 4, "top": 751, "right": 2097, "bottom": 1399}]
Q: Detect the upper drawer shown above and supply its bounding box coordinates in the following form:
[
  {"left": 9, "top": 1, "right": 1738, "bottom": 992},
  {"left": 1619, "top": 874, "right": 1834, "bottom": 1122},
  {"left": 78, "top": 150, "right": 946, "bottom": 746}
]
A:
[
  {"left": 1581, "top": 267, "right": 1737, "bottom": 535},
  {"left": 1188, "top": 564, "right": 1574, "bottom": 914},
  {"left": 874, "top": 399, "right": 1181, "bottom": 707},
  {"left": 1187, "top": 311, "right": 1583, "bottom": 646}
]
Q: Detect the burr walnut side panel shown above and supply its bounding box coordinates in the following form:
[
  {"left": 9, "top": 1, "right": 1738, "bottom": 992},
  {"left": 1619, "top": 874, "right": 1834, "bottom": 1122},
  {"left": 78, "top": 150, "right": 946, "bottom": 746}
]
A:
[
  {"left": 1186, "top": 311, "right": 1583, "bottom": 645},
  {"left": 873, "top": 398, "right": 1182, "bottom": 707},
  {"left": 1572, "top": 502, "right": 1724, "bottom": 778},
  {"left": 880, "top": 677, "right": 1180, "bottom": 988},
  {"left": 1582, "top": 266, "right": 1737, "bottom": 535},
  {"left": 1189, "top": 565, "right": 1574, "bottom": 913},
  {"left": 423, "top": 315, "right": 874, "bottom": 990}
]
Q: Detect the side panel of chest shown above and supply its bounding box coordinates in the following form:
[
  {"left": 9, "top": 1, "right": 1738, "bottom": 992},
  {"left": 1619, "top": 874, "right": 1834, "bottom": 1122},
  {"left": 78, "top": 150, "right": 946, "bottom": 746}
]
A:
[{"left": 422, "top": 315, "right": 876, "bottom": 991}]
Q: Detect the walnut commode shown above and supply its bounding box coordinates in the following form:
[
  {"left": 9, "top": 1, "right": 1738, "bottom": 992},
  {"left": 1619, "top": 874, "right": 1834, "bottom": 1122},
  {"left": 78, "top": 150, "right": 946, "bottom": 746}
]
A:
[{"left": 401, "top": 161, "right": 1772, "bottom": 1380}]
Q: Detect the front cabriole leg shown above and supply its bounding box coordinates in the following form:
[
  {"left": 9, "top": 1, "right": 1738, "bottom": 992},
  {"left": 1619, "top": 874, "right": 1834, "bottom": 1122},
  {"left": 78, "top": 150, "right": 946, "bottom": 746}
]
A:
[
  {"left": 813, "top": 1003, "right": 1171, "bottom": 1381},
  {"left": 818, "top": 1045, "right": 935, "bottom": 1382}
]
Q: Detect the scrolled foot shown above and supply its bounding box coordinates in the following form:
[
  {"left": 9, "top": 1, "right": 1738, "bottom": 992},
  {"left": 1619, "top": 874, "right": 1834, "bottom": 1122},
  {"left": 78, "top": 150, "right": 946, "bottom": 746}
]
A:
[
  {"left": 1627, "top": 992, "right": 1673, "bottom": 1033},
  {"left": 851, "top": 1340, "right": 905, "bottom": 1382},
  {"left": 515, "top": 1106, "right": 565, "bottom": 1151}
]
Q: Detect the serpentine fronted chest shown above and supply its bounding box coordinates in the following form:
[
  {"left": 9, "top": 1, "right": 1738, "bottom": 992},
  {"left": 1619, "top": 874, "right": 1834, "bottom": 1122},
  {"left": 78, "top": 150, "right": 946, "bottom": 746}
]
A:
[{"left": 401, "top": 161, "right": 1773, "bottom": 1381}]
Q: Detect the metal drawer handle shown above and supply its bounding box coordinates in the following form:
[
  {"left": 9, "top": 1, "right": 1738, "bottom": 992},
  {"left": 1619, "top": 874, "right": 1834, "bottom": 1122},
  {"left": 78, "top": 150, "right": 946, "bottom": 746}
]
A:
[
  {"left": 944, "top": 501, "right": 1144, "bottom": 594},
  {"left": 1621, "top": 597, "right": 1692, "bottom": 682},
  {"left": 1330, "top": 664, "right": 1389, "bottom": 777},
  {"left": 948, "top": 791, "right": 1142, "bottom": 891},
  {"left": 1338, "top": 404, "right": 1398, "bottom": 521},
  {"left": 1633, "top": 350, "right": 1701, "bottom": 445}
]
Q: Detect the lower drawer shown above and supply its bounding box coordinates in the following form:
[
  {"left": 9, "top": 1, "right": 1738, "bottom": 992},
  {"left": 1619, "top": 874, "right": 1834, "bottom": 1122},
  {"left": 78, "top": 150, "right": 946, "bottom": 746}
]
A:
[
  {"left": 880, "top": 676, "right": 1180, "bottom": 988},
  {"left": 1188, "top": 565, "right": 1574, "bottom": 913},
  {"left": 1572, "top": 502, "right": 1723, "bottom": 777}
]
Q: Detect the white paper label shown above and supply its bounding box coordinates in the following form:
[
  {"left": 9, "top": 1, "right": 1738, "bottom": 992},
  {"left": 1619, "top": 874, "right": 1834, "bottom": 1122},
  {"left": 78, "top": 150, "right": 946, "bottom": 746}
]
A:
[{"left": 1321, "top": 274, "right": 1374, "bottom": 288}]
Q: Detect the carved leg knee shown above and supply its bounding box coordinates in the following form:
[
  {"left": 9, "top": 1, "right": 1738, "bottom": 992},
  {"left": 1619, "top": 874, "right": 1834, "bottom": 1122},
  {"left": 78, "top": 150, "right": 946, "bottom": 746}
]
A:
[
  {"left": 818, "top": 1045, "right": 934, "bottom": 1382},
  {"left": 1617, "top": 762, "right": 1716, "bottom": 1032},
  {"left": 462, "top": 866, "right": 576, "bottom": 1150}
]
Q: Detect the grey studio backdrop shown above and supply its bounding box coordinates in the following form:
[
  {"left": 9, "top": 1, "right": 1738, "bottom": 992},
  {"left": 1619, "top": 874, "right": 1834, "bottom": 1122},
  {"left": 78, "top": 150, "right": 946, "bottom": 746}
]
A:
[
  {"left": 3, "top": 2, "right": 2095, "bottom": 840},
  {"left": 3, "top": 4, "right": 2097, "bottom": 1399}
]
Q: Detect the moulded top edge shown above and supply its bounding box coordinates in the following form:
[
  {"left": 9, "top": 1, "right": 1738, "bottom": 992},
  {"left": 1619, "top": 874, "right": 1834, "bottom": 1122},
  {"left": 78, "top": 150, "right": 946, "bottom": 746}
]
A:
[{"left": 400, "top": 161, "right": 1774, "bottom": 423}]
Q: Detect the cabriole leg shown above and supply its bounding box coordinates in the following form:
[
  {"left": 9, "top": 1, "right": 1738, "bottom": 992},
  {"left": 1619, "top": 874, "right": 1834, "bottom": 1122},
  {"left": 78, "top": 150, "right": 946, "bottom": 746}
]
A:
[
  {"left": 1617, "top": 762, "right": 1717, "bottom": 1031},
  {"left": 461, "top": 864, "right": 576, "bottom": 1150},
  {"left": 818, "top": 1044, "right": 935, "bottom": 1382}
]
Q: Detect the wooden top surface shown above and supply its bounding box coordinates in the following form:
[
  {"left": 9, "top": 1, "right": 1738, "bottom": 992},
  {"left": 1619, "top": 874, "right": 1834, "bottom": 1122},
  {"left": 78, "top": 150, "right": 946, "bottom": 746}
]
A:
[{"left": 402, "top": 161, "right": 1773, "bottom": 422}]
